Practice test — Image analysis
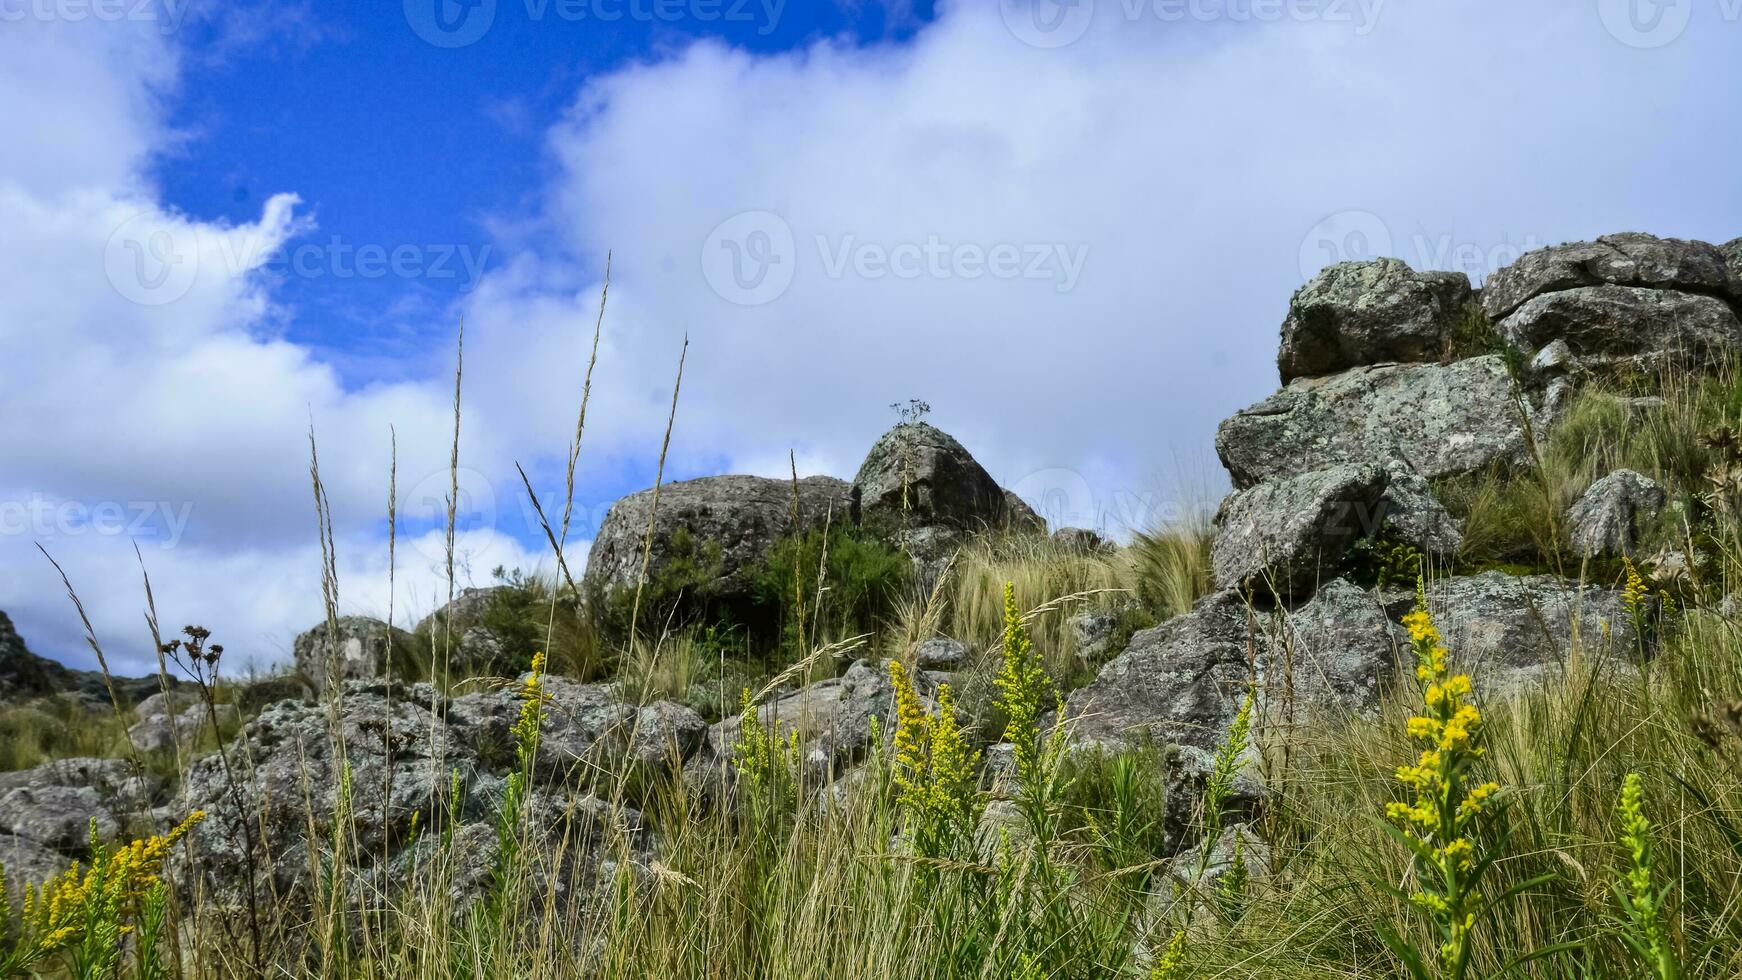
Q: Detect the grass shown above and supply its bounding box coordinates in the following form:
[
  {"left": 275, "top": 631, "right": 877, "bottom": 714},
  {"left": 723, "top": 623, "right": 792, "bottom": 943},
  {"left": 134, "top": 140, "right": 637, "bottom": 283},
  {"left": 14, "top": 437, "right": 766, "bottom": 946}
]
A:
[{"left": 19, "top": 313, "right": 1742, "bottom": 975}]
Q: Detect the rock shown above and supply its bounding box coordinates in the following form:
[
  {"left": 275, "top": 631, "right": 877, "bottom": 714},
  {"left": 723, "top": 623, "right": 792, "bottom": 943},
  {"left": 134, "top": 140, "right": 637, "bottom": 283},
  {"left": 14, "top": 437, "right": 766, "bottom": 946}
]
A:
[
  {"left": 1003, "top": 490, "right": 1049, "bottom": 535},
  {"left": 446, "top": 676, "right": 707, "bottom": 779},
  {"left": 913, "top": 638, "right": 969, "bottom": 671},
  {"left": 180, "top": 684, "right": 454, "bottom": 899},
  {"left": 292, "top": 616, "right": 416, "bottom": 693},
  {"left": 1210, "top": 464, "right": 1388, "bottom": 597},
  {"left": 1482, "top": 233, "right": 1741, "bottom": 321},
  {"left": 1064, "top": 580, "right": 1404, "bottom": 752},
  {"left": 1145, "top": 823, "right": 1271, "bottom": 924},
  {"left": 1216, "top": 355, "right": 1533, "bottom": 489},
  {"left": 582, "top": 474, "right": 854, "bottom": 627},
  {"left": 0, "top": 784, "right": 120, "bottom": 852},
  {"left": 853, "top": 423, "right": 1011, "bottom": 534},
  {"left": 1388, "top": 573, "right": 1645, "bottom": 698},
  {"left": 1052, "top": 527, "right": 1114, "bottom": 553},
  {"left": 1069, "top": 612, "right": 1121, "bottom": 663},
  {"left": 1498, "top": 285, "right": 1742, "bottom": 374},
  {"left": 708, "top": 660, "right": 911, "bottom": 784},
  {"left": 0, "top": 610, "right": 172, "bottom": 706},
  {"left": 1724, "top": 237, "right": 1742, "bottom": 287},
  {"left": 0, "top": 833, "right": 65, "bottom": 893},
  {"left": 127, "top": 700, "right": 240, "bottom": 753},
  {"left": 414, "top": 586, "right": 509, "bottom": 636},
  {"left": 1379, "top": 460, "right": 1464, "bottom": 558},
  {"left": 1568, "top": 469, "right": 1668, "bottom": 558},
  {"left": 1278, "top": 259, "right": 1473, "bottom": 383}
]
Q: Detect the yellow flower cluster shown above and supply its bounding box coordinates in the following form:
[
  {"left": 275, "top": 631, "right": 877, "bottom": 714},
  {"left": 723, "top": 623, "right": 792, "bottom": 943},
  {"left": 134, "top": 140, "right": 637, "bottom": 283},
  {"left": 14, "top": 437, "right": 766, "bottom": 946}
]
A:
[
  {"left": 993, "top": 582, "right": 1052, "bottom": 782},
  {"left": 511, "top": 650, "right": 548, "bottom": 750},
  {"left": 888, "top": 660, "right": 980, "bottom": 855},
  {"left": 1386, "top": 595, "right": 1503, "bottom": 971},
  {"left": 10, "top": 811, "right": 206, "bottom": 964}
]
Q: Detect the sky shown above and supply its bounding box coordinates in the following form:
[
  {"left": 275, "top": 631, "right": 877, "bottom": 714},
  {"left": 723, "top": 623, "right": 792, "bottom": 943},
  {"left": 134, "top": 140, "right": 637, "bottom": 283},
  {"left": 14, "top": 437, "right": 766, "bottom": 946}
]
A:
[{"left": 2, "top": 0, "right": 1741, "bottom": 675}]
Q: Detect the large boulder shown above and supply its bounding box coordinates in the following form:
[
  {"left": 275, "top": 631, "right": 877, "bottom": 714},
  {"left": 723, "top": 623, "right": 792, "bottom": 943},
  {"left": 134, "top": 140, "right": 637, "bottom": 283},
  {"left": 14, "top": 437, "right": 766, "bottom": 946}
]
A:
[
  {"left": 583, "top": 474, "right": 854, "bottom": 628},
  {"left": 1498, "top": 285, "right": 1742, "bottom": 375},
  {"left": 1278, "top": 259, "right": 1473, "bottom": 383},
  {"left": 1210, "top": 464, "right": 1388, "bottom": 597},
  {"left": 704, "top": 659, "right": 920, "bottom": 785},
  {"left": 292, "top": 616, "right": 416, "bottom": 693},
  {"left": 0, "top": 833, "right": 64, "bottom": 894},
  {"left": 1568, "top": 469, "right": 1668, "bottom": 558},
  {"left": 1388, "top": 573, "right": 1645, "bottom": 698},
  {"left": 1063, "top": 580, "right": 1405, "bottom": 753},
  {"left": 853, "top": 423, "right": 1015, "bottom": 534},
  {"left": 1482, "top": 233, "right": 1741, "bottom": 321},
  {"left": 1379, "top": 460, "right": 1464, "bottom": 558},
  {"left": 0, "top": 758, "right": 161, "bottom": 854},
  {"left": 1723, "top": 237, "right": 1742, "bottom": 286},
  {"left": 179, "top": 678, "right": 702, "bottom": 904},
  {"left": 1216, "top": 355, "right": 1533, "bottom": 489},
  {"left": 126, "top": 691, "right": 241, "bottom": 753}
]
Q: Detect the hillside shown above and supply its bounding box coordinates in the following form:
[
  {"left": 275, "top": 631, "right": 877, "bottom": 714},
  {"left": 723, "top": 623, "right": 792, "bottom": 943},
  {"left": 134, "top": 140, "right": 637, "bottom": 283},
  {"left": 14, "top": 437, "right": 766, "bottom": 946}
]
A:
[{"left": 4, "top": 231, "right": 1742, "bottom": 977}]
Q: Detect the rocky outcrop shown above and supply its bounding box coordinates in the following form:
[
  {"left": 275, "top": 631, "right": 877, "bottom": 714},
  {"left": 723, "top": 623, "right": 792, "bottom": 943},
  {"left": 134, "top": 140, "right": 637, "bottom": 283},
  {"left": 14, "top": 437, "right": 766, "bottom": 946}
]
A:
[
  {"left": 582, "top": 474, "right": 854, "bottom": 628},
  {"left": 1379, "top": 460, "right": 1464, "bottom": 558},
  {"left": 0, "top": 833, "right": 64, "bottom": 895},
  {"left": 0, "top": 610, "right": 170, "bottom": 706},
  {"left": 1216, "top": 356, "right": 1533, "bottom": 489},
  {"left": 1052, "top": 527, "right": 1114, "bottom": 553},
  {"left": 704, "top": 660, "right": 914, "bottom": 785},
  {"left": 179, "top": 678, "right": 699, "bottom": 903},
  {"left": 1278, "top": 259, "right": 1473, "bottom": 383},
  {"left": 1568, "top": 469, "right": 1668, "bottom": 558},
  {"left": 1210, "top": 464, "right": 1388, "bottom": 596},
  {"left": 1481, "top": 233, "right": 1741, "bottom": 321},
  {"left": 1390, "top": 573, "right": 1644, "bottom": 697},
  {"left": 127, "top": 691, "right": 240, "bottom": 753},
  {"left": 853, "top": 423, "right": 1010, "bottom": 534},
  {"left": 1064, "top": 580, "right": 1404, "bottom": 753},
  {"left": 293, "top": 616, "right": 416, "bottom": 693},
  {"left": 1499, "top": 285, "right": 1742, "bottom": 375},
  {"left": 913, "top": 637, "right": 969, "bottom": 671},
  {"left": 0, "top": 758, "right": 161, "bottom": 854}
]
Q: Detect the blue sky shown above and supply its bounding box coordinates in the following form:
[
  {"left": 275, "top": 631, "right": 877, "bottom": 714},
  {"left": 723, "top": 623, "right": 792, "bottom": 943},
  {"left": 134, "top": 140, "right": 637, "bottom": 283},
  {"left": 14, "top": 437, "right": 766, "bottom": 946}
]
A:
[{"left": 4, "top": 0, "right": 1742, "bottom": 673}]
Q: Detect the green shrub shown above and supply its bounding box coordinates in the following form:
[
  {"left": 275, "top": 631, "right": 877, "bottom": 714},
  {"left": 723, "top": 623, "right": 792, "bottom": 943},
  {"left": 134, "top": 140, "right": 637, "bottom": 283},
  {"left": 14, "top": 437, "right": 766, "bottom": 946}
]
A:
[{"left": 754, "top": 525, "right": 909, "bottom": 652}]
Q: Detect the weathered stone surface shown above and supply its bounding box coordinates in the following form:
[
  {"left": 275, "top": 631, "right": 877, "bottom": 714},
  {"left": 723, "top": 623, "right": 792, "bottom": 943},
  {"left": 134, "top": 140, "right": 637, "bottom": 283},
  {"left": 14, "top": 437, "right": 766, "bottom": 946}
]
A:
[
  {"left": 1568, "top": 469, "right": 1668, "bottom": 558},
  {"left": 708, "top": 660, "right": 913, "bottom": 783},
  {"left": 0, "top": 756, "right": 161, "bottom": 853},
  {"left": 414, "top": 586, "right": 509, "bottom": 636},
  {"left": 1052, "top": 527, "right": 1114, "bottom": 553},
  {"left": 1278, "top": 259, "right": 1473, "bottom": 383},
  {"left": 1216, "top": 356, "right": 1532, "bottom": 489},
  {"left": 583, "top": 474, "right": 854, "bottom": 611},
  {"left": 292, "top": 616, "right": 415, "bottom": 693},
  {"left": 128, "top": 699, "right": 240, "bottom": 753},
  {"left": 446, "top": 676, "right": 707, "bottom": 778},
  {"left": 1388, "top": 573, "right": 1643, "bottom": 698},
  {"left": 0, "top": 833, "right": 64, "bottom": 893},
  {"left": 1144, "top": 823, "right": 1272, "bottom": 925},
  {"left": 853, "top": 423, "right": 1011, "bottom": 534},
  {"left": 1724, "top": 237, "right": 1742, "bottom": 288},
  {"left": 1211, "top": 464, "right": 1388, "bottom": 596},
  {"left": 1482, "top": 233, "right": 1741, "bottom": 321},
  {"left": 1003, "top": 490, "right": 1049, "bottom": 535},
  {"left": 1069, "top": 611, "right": 1121, "bottom": 663},
  {"left": 913, "top": 637, "right": 969, "bottom": 671},
  {"left": 1380, "top": 460, "right": 1464, "bottom": 558},
  {"left": 1499, "top": 285, "right": 1742, "bottom": 372},
  {"left": 1065, "top": 580, "right": 1404, "bottom": 752}
]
